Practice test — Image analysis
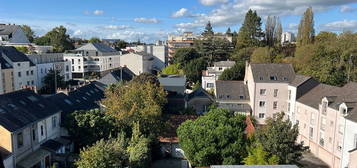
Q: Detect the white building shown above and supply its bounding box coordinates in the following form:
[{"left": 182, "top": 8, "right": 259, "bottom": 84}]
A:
[
  {"left": 281, "top": 32, "right": 295, "bottom": 44},
  {"left": 120, "top": 52, "right": 153, "bottom": 75},
  {"left": 63, "top": 43, "right": 121, "bottom": 79},
  {"left": 201, "top": 61, "right": 235, "bottom": 90}
]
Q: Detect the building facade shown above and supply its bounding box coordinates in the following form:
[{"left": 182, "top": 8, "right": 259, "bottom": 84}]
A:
[
  {"left": 281, "top": 32, "right": 296, "bottom": 45},
  {"left": 201, "top": 60, "right": 235, "bottom": 90},
  {"left": 120, "top": 52, "right": 153, "bottom": 75}
]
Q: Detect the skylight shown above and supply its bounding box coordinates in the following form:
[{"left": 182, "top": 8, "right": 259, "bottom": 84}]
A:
[
  {"left": 27, "top": 95, "right": 38, "bottom": 102},
  {"left": 64, "top": 99, "right": 73, "bottom": 105}
]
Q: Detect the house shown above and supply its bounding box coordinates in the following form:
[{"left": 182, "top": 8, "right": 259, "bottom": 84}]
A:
[
  {"left": 0, "top": 90, "right": 63, "bottom": 168},
  {"left": 158, "top": 75, "right": 186, "bottom": 95},
  {"left": 63, "top": 43, "right": 121, "bottom": 79},
  {"left": 202, "top": 61, "right": 235, "bottom": 90},
  {"left": 215, "top": 80, "right": 251, "bottom": 115},
  {"left": 0, "top": 46, "right": 37, "bottom": 93},
  {"left": 244, "top": 63, "right": 295, "bottom": 124},
  {"left": 185, "top": 87, "right": 214, "bottom": 114},
  {"left": 119, "top": 52, "right": 154, "bottom": 75},
  {"left": 0, "top": 24, "right": 30, "bottom": 45},
  {"left": 97, "top": 67, "right": 135, "bottom": 86}
]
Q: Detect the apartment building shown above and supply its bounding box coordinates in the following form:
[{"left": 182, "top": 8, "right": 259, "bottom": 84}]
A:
[
  {"left": 201, "top": 60, "right": 235, "bottom": 90},
  {"left": 0, "top": 46, "right": 37, "bottom": 93},
  {"left": 0, "top": 90, "right": 63, "bottom": 168},
  {"left": 27, "top": 53, "right": 72, "bottom": 89},
  {"left": 167, "top": 32, "right": 196, "bottom": 63},
  {"left": 120, "top": 52, "right": 154, "bottom": 75},
  {"left": 63, "top": 43, "right": 121, "bottom": 79},
  {"left": 244, "top": 63, "right": 295, "bottom": 124},
  {"left": 281, "top": 32, "right": 296, "bottom": 45}
]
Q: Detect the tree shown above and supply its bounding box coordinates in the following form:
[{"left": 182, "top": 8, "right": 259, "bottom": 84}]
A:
[
  {"left": 256, "top": 113, "right": 308, "bottom": 164},
  {"left": 218, "top": 61, "right": 245, "bottom": 80},
  {"left": 127, "top": 123, "right": 151, "bottom": 168},
  {"left": 177, "top": 108, "right": 248, "bottom": 166},
  {"left": 275, "top": 19, "right": 283, "bottom": 45},
  {"left": 65, "top": 109, "right": 118, "bottom": 148},
  {"left": 161, "top": 64, "right": 183, "bottom": 75},
  {"left": 243, "top": 143, "right": 279, "bottom": 165},
  {"left": 297, "top": 7, "right": 315, "bottom": 46},
  {"left": 202, "top": 21, "right": 214, "bottom": 37},
  {"left": 15, "top": 46, "right": 29, "bottom": 54},
  {"left": 236, "top": 9, "right": 264, "bottom": 49},
  {"left": 183, "top": 57, "right": 207, "bottom": 83},
  {"left": 226, "top": 27, "right": 232, "bottom": 35},
  {"left": 34, "top": 26, "right": 74, "bottom": 52},
  {"left": 250, "top": 47, "right": 272, "bottom": 63},
  {"left": 194, "top": 37, "right": 233, "bottom": 65},
  {"left": 75, "top": 137, "right": 129, "bottom": 168},
  {"left": 89, "top": 37, "right": 101, "bottom": 43},
  {"left": 132, "top": 73, "right": 160, "bottom": 86},
  {"left": 43, "top": 69, "right": 65, "bottom": 93},
  {"left": 114, "top": 40, "right": 128, "bottom": 50},
  {"left": 20, "top": 25, "right": 35, "bottom": 42},
  {"left": 102, "top": 79, "right": 167, "bottom": 138},
  {"left": 265, "top": 16, "right": 282, "bottom": 47},
  {"left": 173, "top": 48, "right": 200, "bottom": 68}
]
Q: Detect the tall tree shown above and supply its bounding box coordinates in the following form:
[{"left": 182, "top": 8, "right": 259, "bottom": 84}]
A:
[
  {"left": 265, "top": 16, "right": 277, "bottom": 47},
  {"left": 202, "top": 21, "right": 214, "bottom": 37},
  {"left": 177, "top": 108, "right": 248, "bottom": 166},
  {"left": 89, "top": 37, "right": 101, "bottom": 43},
  {"left": 218, "top": 61, "right": 245, "bottom": 80},
  {"left": 127, "top": 123, "right": 151, "bottom": 168},
  {"left": 275, "top": 19, "right": 283, "bottom": 45},
  {"left": 226, "top": 27, "right": 232, "bottom": 35},
  {"left": 297, "top": 7, "right": 315, "bottom": 46},
  {"left": 243, "top": 143, "right": 279, "bottom": 165},
  {"left": 173, "top": 48, "right": 200, "bottom": 68},
  {"left": 256, "top": 113, "right": 308, "bottom": 164},
  {"left": 236, "top": 9, "right": 264, "bottom": 49},
  {"left": 34, "top": 26, "right": 74, "bottom": 52},
  {"left": 183, "top": 57, "right": 207, "bottom": 83},
  {"left": 20, "top": 25, "right": 35, "bottom": 42}
]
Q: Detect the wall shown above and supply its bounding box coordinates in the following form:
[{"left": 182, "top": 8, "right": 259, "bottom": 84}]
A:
[
  {"left": 120, "top": 53, "right": 144, "bottom": 75},
  {"left": 187, "top": 98, "right": 212, "bottom": 114},
  {"left": 35, "top": 63, "right": 53, "bottom": 89},
  {"left": 342, "top": 119, "right": 357, "bottom": 168},
  {"left": 0, "top": 126, "right": 12, "bottom": 152},
  {"left": 3, "top": 155, "right": 13, "bottom": 168},
  {"left": 202, "top": 76, "right": 215, "bottom": 90},
  {"left": 1, "top": 68, "right": 14, "bottom": 94},
  {"left": 45, "top": 113, "right": 61, "bottom": 140},
  {"left": 12, "top": 61, "right": 37, "bottom": 90}
]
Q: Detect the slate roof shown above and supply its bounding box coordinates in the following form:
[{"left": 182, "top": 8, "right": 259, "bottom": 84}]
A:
[
  {"left": 213, "top": 60, "right": 235, "bottom": 67},
  {"left": 186, "top": 87, "right": 214, "bottom": 101},
  {"left": 0, "top": 56, "right": 12, "bottom": 69},
  {"left": 0, "top": 24, "right": 19, "bottom": 35},
  {"left": 290, "top": 75, "right": 311, "bottom": 87},
  {"left": 158, "top": 75, "right": 186, "bottom": 87},
  {"left": 297, "top": 84, "right": 340, "bottom": 109},
  {"left": 98, "top": 67, "right": 135, "bottom": 86},
  {"left": 250, "top": 63, "right": 295, "bottom": 83},
  {"left": 67, "top": 83, "right": 105, "bottom": 110},
  {"left": 216, "top": 80, "right": 250, "bottom": 101},
  {"left": 329, "top": 82, "right": 357, "bottom": 122},
  {"left": 0, "top": 46, "right": 35, "bottom": 66},
  {"left": 76, "top": 43, "right": 117, "bottom": 53},
  {"left": 0, "top": 89, "right": 62, "bottom": 132},
  {"left": 218, "top": 103, "right": 252, "bottom": 113}
]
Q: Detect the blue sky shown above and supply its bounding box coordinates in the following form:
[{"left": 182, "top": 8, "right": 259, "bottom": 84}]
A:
[{"left": 0, "top": 0, "right": 356, "bottom": 43}]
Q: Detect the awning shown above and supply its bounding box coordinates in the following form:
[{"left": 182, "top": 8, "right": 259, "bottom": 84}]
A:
[{"left": 17, "top": 148, "right": 50, "bottom": 168}]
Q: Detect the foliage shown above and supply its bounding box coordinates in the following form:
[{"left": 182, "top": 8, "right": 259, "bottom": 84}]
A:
[
  {"left": 218, "top": 61, "right": 245, "bottom": 80},
  {"left": 15, "top": 46, "right": 29, "bottom": 54},
  {"left": 102, "top": 78, "right": 167, "bottom": 139},
  {"left": 43, "top": 69, "right": 65, "bottom": 94},
  {"left": 177, "top": 108, "right": 248, "bottom": 166},
  {"left": 202, "top": 21, "right": 214, "bottom": 37},
  {"left": 127, "top": 123, "right": 151, "bottom": 168},
  {"left": 265, "top": 16, "right": 282, "bottom": 47},
  {"left": 132, "top": 73, "right": 161, "bottom": 86},
  {"left": 256, "top": 113, "right": 308, "bottom": 164},
  {"left": 230, "top": 47, "right": 255, "bottom": 62},
  {"left": 114, "top": 40, "right": 128, "bottom": 50},
  {"left": 243, "top": 143, "right": 279, "bottom": 165},
  {"left": 161, "top": 64, "right": 183, "bottom": 75},
  {"left": 34, "top": 26, "right": 74, "bottom": 52},
  {"left": 75, "top": 136, "right": 128, "bottom": 168},
  {"left": 194, "top": 37, "right": 233, "bottom": 65},
  {"left": 20, "top": 25, "right": 35, "bottom": 42},
  {"left": 173, "top": 48, "right": 200, "bottom": 68},
  {"left": 297, "top": 7, "right": 315, "bottom": 46},
  {"left": 89, "top": 37, "right": 101, "bottom": 43},
  {"left": 183, "top": 57, "right": 207, "bottom": 83},
  {"left": 236, "top": 9, "right": 264, "bottom": 49},
  {"left": 250, "top": 47, "right": 273, "bottom": 63},
  {"left": 65, "top": 109, "right": 118, "bottom": 148}
]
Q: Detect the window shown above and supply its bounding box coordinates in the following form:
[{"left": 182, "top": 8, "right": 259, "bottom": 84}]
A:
[
  {"left": 41, "top": 69, "right": 43, "bottom": 73},
  {"left": 64, "top": 99, "right": 73, "bottom": 105},
  {"left": 30, "top": 70, "right": 33, "bottom": 75},
  {"left": 321, "top": 117, "right": 326, "bottom": 131},
  {"left": 96, "top": 51, "right": 98, "bottom": 56},
  {"left": 27, "top": 81, "right": 30, "bottom": 85},
  {"left": 26, "top": 71, "right": 29, "bottom": 76},
  {"left": 109, "top": 63, "right": 112, "bottom": 67},
  {"left": 45, "top": 68, "right": 47, "bottom": 73},
  {"left": 288, "top": 90, "right": 291, "bottom": 100},
  {"left": 17, "top": 132, "right": 23, "bottom": 148},
  {"left": 239, "top": 96, "right": 244, "bottom": 99},
  {"left": 270, "top": 76, "right": 277, "bottom": 80},
  {"left": 260, "top": 89, "right": 266, "bottom": 95},
  {"left": 259, "top": 101, "right": 265, "bottom": 107},
  {"left": 71, "top": 59, "right": 74, "bottom": 64},
  {"left": 337, "top": 142, "right": 342, "bottom": 151},
  {"left": 52, "top": 116, "right": 57, "bottom": 129},
  {"left": 109, "top": 57, "right": 112, "bottom": 61},
  {"left": 310, "top": 113, "right": 316, "bottom": 125},
  {"left": 17, "top": 63, "right": 21, "bottom": 66},
  {"left": 78, "top": 59, "right": 81, "bottom": 63},
  {"left": 288, "top": 103, "right": 291, "bottom": 112},
  {"left": 78, "top": 66, "right": 81, "bottom": 70},
  {"left": 66, "top": 65, "right": 69, "bottom": 72},
  {"left": 218, "top": 67, "right": 223, "bottom": 71},
  {"left": 320, "top": 131, "right": 325, "bottom": 146},
  {"left": 18, "top": 72, "right": 21, "bottom": 77},
  {"left": 259, "top": 77, "right": 263, "bottom": 80},
  {"left": 259, "top": 113, "right": 265, "bottom": 118},
  {"left": 32, "top": 128, "right": 36, "bottom": 141},
  {"left": 341, "top": 108, "right": 348, "bottom": 116},
  {"left": 322, "top": 101, "right": 327, "bottom": 115},
  {"left": 274, "top": 89, "right": 278, "bottom": 97},
  {"left": 273, "top": 101, "right": 278, "bottom": 110},
  {"left": 40, "top": 125, "right": 44, "bottom": 136},
  {"left": 31, "top": 80, "right": 34, "bottom": 85},
  {"left": 309, "top": 127, "right": 313, "bottom": 139},
  {"left": 72, "top": 66, "right": 74, "bottom": 71},
  {"left": 206, "top": 83, "right": 214, "bottom": 88}
]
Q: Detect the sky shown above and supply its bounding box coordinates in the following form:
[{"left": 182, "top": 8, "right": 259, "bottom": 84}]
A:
[{"left": 0, "top": 0, "right": 357, "bottom": 43}]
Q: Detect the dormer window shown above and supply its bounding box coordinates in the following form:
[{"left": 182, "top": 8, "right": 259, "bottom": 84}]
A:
[
  {"left": 259, "top": 77, "right": 263, "bottom": 80},
  {"left": 283, "top": 77, "right": 288, "bottom": 81},
  {"left": 322, "top": 100, "right": 328, "bottom": 115},
  {"left": 270, "top": 76, "right": 277, "bottom": 80}
]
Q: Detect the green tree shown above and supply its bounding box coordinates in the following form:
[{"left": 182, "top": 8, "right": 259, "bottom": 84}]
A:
[
  {"left": 183, "top": 57, "right": 207, "bottom": 83},
  {"left": 20, "top": 25, "right": 35, "bottom": 42},
  {"left": 297, "top": 7, "right": 315, "bottom": 46},
  {"left": 275, "top": 19, "right": 283, "bottom": 45},
  {"left": 256, "top": 113, "right": 307, "bottom": 164},
  {"left": 127, "top": 123, "right": 151, "bottom": 168},
  {"left": 194, "top": 37, "right": 233, "bottom": 65},
  {"left": 43, "top": 69, "right": 65, "bottom": 93},
  {"left": 236, "top": 9, "right": 264, "bottom": 49},
  {"left": 89, "top": 37, "right": 101, "bottom": 43},
  {"left": 102, "top": 79, "right": 167, "bottom": 139},
  {"left": 34, "top": 26, "right": 74, "bottom": 52},
  {"left": 132, "top": 73, "right": 160, "bottom": 86},
  {"left": 243, "top": 143, "right": 279, "bottom": 165},
  {"left": 75, "top": 137, "right": 128, "bottom": 168},
  {"left": 218, "top": 61, "right": 245, "bottom": 80},
  {"left": 250, "top": 47, "right": 272, "bottom": 63},
  {"left": 15, "top": 46, "right": 29, "bottom": 54},
  {"left": 202, "top": 21, "right": 214, "bottom": 37},
  {"left": 177, "top": 108, "right": 248, "bottom": 166},
  {"left": 114, "top": 40, "right": 128, "bottom": 50},
  {"left": 161, "top": 64, "right": 183, "bottom": 75},
  {"left": 173, "top": 48, "right": 200, "bottom": 68}
]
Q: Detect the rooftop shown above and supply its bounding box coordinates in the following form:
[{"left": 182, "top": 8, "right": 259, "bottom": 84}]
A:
[
  {"left": 213, "top": 60, "right": 235, "bottom": 67},
  {"left": 289, "top": 75, "right": 311, "bottom": 87},
  {"left": 97, "top": 67, "right": 135, "bottom": 86},
  {"left": 0, "top": 46, "right": 35, "bottom": 66},
  {"left": 216, "top": 80, "right": 250, "bottom": 101},
  {"left": 76, "top": 42, "right": 117, "bottom": 53},
  {"left": 250, "top": 63, "right": 295, "bottom": 83}
]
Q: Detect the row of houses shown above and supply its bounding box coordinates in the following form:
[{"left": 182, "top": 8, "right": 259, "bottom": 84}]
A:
[{"left": 202, "top": 61, "right": 357, "bottom": 168}]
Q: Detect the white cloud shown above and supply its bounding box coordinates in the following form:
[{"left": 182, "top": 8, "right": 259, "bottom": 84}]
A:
[
  {"left": 199, "top": 0, "right": 229, "bottom": 6},
  {"left": 340, "top": 5, "right": 357, "bottom": 13},
  {"left": 73, "top": 29, "right": 83, "bottom": 36},
  {"left": 134, "top": 17, "right": 160, "bottom": 24},
  {"left": 93, "top": 10, "right": 104, "bottom": 15},
  {"left": 320, "top": 20, "right": 357, "bottom": 32},
  {"left": 172, "top": 8, "right": 189, "bottom": 18},
  {"left": 103, "top": 25, "right": 131, "bottom": 30}
]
